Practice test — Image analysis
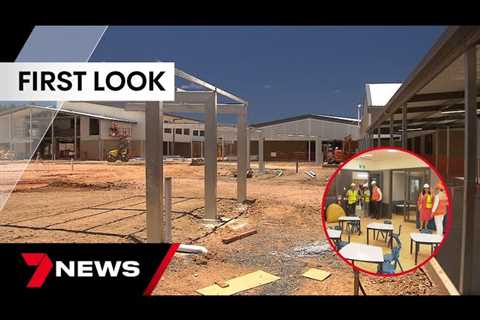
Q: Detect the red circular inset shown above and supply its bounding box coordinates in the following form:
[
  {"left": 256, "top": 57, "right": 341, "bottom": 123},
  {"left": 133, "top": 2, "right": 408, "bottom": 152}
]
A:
[{"left": 320, "top": 146, "right": 452, "bottom": 277}]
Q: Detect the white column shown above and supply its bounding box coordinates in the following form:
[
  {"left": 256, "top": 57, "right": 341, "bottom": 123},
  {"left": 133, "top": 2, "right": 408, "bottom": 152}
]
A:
[
  {"left": 237, "top": 104, "right": 248, "bottom": 202},
  {"left": 204, "top": 91, "right": 218, "bottom": 221},
  {"left": 145, "top": 101, "right": 164, "bottom": 243}
]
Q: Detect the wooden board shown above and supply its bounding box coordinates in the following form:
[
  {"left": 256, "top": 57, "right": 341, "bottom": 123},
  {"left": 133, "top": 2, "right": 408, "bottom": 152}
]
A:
[
  {"left": 196, "top": 270, "right": 280, "bottom": 295},
  {"left": 302, "top": 268, "right": 331, "bottom": 281}
]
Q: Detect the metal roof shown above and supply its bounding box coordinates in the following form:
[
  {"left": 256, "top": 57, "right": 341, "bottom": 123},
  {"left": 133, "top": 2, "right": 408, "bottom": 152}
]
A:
[
  {"left": 251, "top": 114, "right": 360, "bottom": 128},
  {"left": 365, "top": 83, "right": 402, "bottom": 107},
  {"left": 368, "top": 27, "right": 480, "bottom": 133}
]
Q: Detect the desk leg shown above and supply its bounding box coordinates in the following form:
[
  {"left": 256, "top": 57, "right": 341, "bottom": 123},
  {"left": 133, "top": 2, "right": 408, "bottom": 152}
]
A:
[
  {"left": 389, "top": 231, "right": 393, "bottom": 249},
  {"left": 367, "top": 228, "right": 370, "bottom": 244},
  {"left": 410, "top": 239, "right": 413, "bottom": 254},
  {"left": 415, "top": 242, "right": 419, "bottom": 265},
  {"left": 354, "top": 269, "right": 359, "bottom": 296}
]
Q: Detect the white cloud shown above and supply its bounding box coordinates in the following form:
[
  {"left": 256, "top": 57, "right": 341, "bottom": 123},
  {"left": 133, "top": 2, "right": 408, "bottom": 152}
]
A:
[{"left": 263, "top": 84, "right": 272, "bottom": 89}]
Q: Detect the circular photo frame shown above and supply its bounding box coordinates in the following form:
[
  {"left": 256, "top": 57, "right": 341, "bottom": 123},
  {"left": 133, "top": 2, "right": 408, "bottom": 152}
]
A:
[{"left": 321, "top": 146, "right": 452, "bottom": 278}]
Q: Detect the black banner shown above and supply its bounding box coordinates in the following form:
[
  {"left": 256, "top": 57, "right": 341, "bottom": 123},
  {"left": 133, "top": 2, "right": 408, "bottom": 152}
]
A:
[{"left": 0, "top": 243, "right": 178, "bottom": 296}]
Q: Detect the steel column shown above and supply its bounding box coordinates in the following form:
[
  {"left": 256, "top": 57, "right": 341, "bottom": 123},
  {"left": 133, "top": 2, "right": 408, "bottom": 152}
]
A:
[
  {"left": 164, "top": 176, "right": 172, "bottom": 243},
  {"left": 258, "top": 131, "right": 265, "bottom": 173},
  {"left": 316, "top": 137, "right": 323, "bottom": 164},
  {"left": 74, "top": 115, "right": 77, "bottom": 160},
  {"left": 389, "top": 115, "right": 394, "bottom": 146},
  {"left": 237, "top": 104, "right": 248, "bottom": 202},
  {"left": 459, "top": 46, "right": 478, "bottom": 294},
  {"left": 145, "top": 101, "right": 164, "bottom": 243},
  {"left": 204, "top": 91, "right": 218, "bottom": 220},
  {"left": 402, "top": 104, "right": 407, "bottom": 149}
]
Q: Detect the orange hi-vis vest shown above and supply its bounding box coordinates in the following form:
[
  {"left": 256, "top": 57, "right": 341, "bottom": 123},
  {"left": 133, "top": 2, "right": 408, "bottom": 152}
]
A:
[
  {"left": 433, "top": 198, "right": 448, "bottom": 216},
  {"left": 371, "top": 187, "right": 381, "bottom": 202}
]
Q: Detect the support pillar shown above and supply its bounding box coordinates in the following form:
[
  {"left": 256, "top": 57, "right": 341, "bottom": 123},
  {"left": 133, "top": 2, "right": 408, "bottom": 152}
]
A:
[
  {"left": 51, "top": 118, "right": 55, "bottom": 160},
  {"left": 315, "top": 137, "right": 323, "bottom": 165},
  {"left": 204, "top": 91, "right": 218, "bottom": 221},
  {"left": 389, "top": 115, "right": 394, "bottom": 146},
  {"left": 377, "top": 127, "right": 381, "bottom": 147},
  {"left": 237, "top": 104, "right": 248, "bottom": 202},
  {"left": 74, "top": 115, "right": 77, "bottom": 160},
  {"left": 29, "top": 108, "right": 32, "bottom": 156},
  {"left": 460, "top": 46, "right": 478, "bottom": 294},
  {"left": 246, "top": 128, "right": 251, "bottom": 169},
  {"left": 164, "top": 176, "right": 172, "bottom": 243},
  {"left": 145, "top": 101, "right": 164, "bottom": 243},
  {"left": 258, "top": 131, "right": 265, "bottom": 173},
  {"left": 402, "top": 104, "right": 407, "bottom": 149}
]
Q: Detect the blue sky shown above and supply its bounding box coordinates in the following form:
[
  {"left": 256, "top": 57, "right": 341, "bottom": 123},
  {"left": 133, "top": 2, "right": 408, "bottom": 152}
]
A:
[{"left": 90, "top": 26, "right": 445, "bottom": 123}]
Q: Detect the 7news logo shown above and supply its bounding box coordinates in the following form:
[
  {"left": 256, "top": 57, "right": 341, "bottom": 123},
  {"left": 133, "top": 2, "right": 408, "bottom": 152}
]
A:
[{"left": 22, "top": 253, "right": 140, "bottom": 288}]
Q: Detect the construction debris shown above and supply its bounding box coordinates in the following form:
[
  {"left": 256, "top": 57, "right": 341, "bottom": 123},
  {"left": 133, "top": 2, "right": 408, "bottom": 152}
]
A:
[
  {"left": 196, "top": 270, "right": 280, "bottom": 295},
  {"left": 293, "top": 241, "right": 332, "bottom": 257},
  {"left": 190, "top": 158, "right": 205, "bottom": 166},
  {"left": 222, "top": 229, "right": 257, "bottom": 244},
  {"left": 304, "top": 170, "right": 317, "bottom": 178},
  {"left": 302, "top": 268, "right": 331, "bottom": 281},
  {"left": 177, "top": 244, "right": 208, "bottom": 255}
]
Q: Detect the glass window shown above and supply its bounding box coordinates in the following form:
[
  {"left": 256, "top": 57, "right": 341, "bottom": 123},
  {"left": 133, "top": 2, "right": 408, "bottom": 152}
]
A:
[
  {"left": 200, "top": 130, "right": 205, "bottom": 137},
  {"left": 193, "top": 130, "right": 199, "bottom": 136},
  {"left": 175, "top": 128, "right": 182, "bottom": 135},
  {"left": 184, "top": 128, "right": 190, "bottom": 135},
  {"left": 89, "top": 118, "right": 99, "bottom": 135},
  {"left": 164, "top": 128, "right": 172, "bottom": 134}
]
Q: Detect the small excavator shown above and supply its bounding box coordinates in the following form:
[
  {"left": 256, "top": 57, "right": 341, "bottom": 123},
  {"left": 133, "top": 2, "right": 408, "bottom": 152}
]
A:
[{"left": 107, "top": 122, "right": 130, "bottom": 162}]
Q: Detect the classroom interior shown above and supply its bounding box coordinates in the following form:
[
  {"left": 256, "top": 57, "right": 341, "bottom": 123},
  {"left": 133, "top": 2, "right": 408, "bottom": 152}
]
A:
[{"left": 324, "top": 149, "right": 447, "bottom": 273}]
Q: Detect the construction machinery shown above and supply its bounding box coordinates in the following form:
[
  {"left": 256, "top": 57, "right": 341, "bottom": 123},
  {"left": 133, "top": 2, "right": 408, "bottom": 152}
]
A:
[{"left": 107, "top": 123, "right": 130, "bottom": 162}]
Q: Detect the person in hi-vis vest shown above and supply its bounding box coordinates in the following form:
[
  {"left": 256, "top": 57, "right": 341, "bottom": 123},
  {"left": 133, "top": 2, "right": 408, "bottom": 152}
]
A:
[
  {"left": 345, "top": 183, "right": 358, "bottom": 216},
  {"left": 417, "top": 184, "right": 433, "bottom": 230},
  {"left": 370, "top": 181, "right": 383, "bottom": 219},
  {"left": 363, "top": 183, "right": 371, "bottom": 217},
  {"left": 432, "top": 181, "right": 448, "bottom": 235}
]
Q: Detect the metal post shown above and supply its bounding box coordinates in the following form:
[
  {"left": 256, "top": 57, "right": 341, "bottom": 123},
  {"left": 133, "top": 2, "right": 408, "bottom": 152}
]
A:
[
  {"left": 258, "top": 131, "right": 265, "bottom": 173},
  {"left": 204, "top": 91, "right": 218, "bottom": 220},
  {"left": 377, "top": 127, "right": 381, "bottom": 147},
  {"left": 402, "top": 104, "right": 407, "bottom": 149},
  {"left": 29, "top": 108, "right": 32, "bottom": 156},
  {"left": 190, "top": 141, "right": 193, "bottom": 158},
  {"left": 446, "top": 126, "right": 450, "bottom": 178},
  {"left": 221, "top": 138, "right": 225, "bottom": 160},
  {"left": 460, "top": 46, "right": 477, "bottom": 294},
  {"left": 246, "top": 128, "right": 251, "bottom": 169},
  {"left": 389, "top": 115, "right": 394, "bottom": 146},
  {"left": 315, "top": 137, "right": 323, "bottom": 165},
  {"left": 307, "top": 140, "right": 311, "bottom": 162},
  {"left": 9, "top": 113, "right": 13, "bottom": 152},
  {"left": 145, "top": 101, "right": 164, "bottom": 243},
  {"left": 237, "top": 104, "right": 248, "bottom": 203},
  {"left": 74, "top": 115, "right": 77, "bottom": 160},
  {"left": 435, "top": 129, "right": 439, "bottom": 168},
  {"left": 51, "top": 118, "right": 55, "bottom": 160},
  {"left": 164, "top": 176, "right": 172, "bottom": 243}
]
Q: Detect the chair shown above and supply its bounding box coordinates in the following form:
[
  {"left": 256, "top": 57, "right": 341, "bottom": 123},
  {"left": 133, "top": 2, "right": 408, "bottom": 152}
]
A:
[
  {"left": 378, "top": 234, "right": 404, "bottom": 274},
  {"left": 376, "top": 220, "right": 392, "bottom": 241},
  {"left": 387, "top": 224, "right": 402, "bottom": 247},
  {"left": 329, "top": 225, "right": 349, "bottom": 250}
]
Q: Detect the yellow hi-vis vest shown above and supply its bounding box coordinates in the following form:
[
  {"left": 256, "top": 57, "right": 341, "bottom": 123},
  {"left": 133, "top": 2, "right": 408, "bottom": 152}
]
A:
[
  {"left": 425, "top": 194, "right": 433, "bottom": 209},
  {"left": 347, "top": 189, "right": 357, "bottom": 205},
  {"left": 364, "top": 190, "right": 370, "bottom": 203}
]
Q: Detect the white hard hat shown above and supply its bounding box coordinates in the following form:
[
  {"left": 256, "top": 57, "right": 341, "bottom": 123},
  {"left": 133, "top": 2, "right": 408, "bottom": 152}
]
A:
[
  {"left": 363, "top": 183, "right": 368, "bottom": 187},
  {"left": 371, "top": 181, "right": 376, "bottom": 185},
  {"left": 423, "top": 184, "right": 430, "bottom": 189},
  {"left": 351, "top": 183, "right": 355, "bottom": 187}
]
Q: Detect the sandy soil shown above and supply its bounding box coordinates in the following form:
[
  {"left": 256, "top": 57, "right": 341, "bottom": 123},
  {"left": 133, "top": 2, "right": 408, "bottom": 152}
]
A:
[{"left": 0, "top": 160, "right": 446, "bottom": 295}]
